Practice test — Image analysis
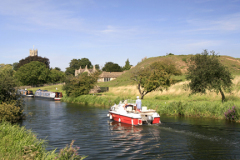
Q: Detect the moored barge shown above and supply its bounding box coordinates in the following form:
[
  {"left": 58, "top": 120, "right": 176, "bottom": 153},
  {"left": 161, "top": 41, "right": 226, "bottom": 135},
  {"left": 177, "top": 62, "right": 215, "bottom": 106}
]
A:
[
  {"left": 17, "top": 89, "right": 34, "bottom": 97},
  {"left": 34, "top": 89, "right": 63, "bottom": 101}
]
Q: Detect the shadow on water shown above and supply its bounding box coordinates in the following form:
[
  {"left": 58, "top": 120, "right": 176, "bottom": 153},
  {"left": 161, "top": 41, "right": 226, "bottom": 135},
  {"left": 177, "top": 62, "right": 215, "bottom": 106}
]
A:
[{"left": 20, "top": 98, "right": 240, "bottom": 159}]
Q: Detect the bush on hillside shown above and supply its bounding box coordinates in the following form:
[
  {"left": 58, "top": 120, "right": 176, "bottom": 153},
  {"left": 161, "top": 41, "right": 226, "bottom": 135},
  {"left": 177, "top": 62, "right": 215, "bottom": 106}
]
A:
[{"left": 182, "top": 58, "right": 187, "bottom": 63}]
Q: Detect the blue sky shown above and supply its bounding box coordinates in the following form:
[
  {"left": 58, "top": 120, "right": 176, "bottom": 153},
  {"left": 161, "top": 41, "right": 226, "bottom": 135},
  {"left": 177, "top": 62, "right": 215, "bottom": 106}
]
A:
[{"left": 0, "top": 0, "right": 240, "bottom": 71}]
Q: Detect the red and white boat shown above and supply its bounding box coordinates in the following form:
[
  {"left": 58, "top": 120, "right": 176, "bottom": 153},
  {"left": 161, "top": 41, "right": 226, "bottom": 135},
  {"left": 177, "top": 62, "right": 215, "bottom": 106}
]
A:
[{"left": 108, "top": 100, "right": 161, "bottom": 125}]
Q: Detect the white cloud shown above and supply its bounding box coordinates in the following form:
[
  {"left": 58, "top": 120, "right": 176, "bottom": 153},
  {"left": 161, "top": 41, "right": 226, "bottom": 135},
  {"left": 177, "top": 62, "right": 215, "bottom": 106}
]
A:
[{"left": 184, "top": 13, "right": 240, "bottom": 33}]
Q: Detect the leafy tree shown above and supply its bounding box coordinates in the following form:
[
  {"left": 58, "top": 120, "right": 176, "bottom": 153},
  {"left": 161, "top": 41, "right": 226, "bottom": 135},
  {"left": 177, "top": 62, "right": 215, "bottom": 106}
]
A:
[
  {"left": 166, "top": 53, "right": 174, "bottom": 56},
  {"left": 122, "top": 59, "right": 131, "bottom": 71},
  {"left": 0, "top": 64, "right": 24, "bottom": 122},
  {"left": 12, "top": 62, "right": 19, "bottom": 71},
  {"left": 63, "top": 72, "right": 99, "bottom": 97},
  {"left": 17, "top": 56, "right": 50, "bottom": 69},
  {"left": 186, "top": 50, "right": 233, "bottom": 102},
  {"left": 54, "top": 67, "right": 61, "bottom": 71},
  {"left": 65, "top": 58, "right": 92, "bottom": 75},
  {"left": 0, "top": 65, "right": 17, "bottom": 103},
  {"left": 65, "top": 67, "right": 76, "bottom": 76},
  {"left": 49, "top": 69, "right": 66, "bottom": 83},
  {"left": 102, "top": 62, "right": 122, "bottom": 72},
  {"left": 131, "top": 60, "right": 181, "bottom": 99},
  {"left": 95, "top": 64, "right": 100, "bottom": 70},
  {"left": 15, "top": 61, "right": 50, "bottom": 86},
  {"left": 0, "top": 64, "right": 14, "bottom": 73},
  {"left": 79, "top": 58, "right": 92, "bottom": 69}
]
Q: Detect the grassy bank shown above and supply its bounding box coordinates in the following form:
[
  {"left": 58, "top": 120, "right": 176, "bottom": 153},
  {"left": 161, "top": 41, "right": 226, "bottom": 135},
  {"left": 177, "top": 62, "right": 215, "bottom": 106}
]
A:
[
  {"left": 0, "top": 121, "right": 86, "bottom": 159},
  {"left": 62, "top": 95, "right": 240, "bottom": 120},
  {"left": 30, "top": 75, "right": 240, "bottom": 121}
]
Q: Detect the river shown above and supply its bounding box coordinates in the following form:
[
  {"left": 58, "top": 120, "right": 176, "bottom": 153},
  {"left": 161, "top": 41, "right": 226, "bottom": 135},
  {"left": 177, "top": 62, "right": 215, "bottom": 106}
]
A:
[{"left": 19, "top": 98, "right": 240, "bottom": 159}]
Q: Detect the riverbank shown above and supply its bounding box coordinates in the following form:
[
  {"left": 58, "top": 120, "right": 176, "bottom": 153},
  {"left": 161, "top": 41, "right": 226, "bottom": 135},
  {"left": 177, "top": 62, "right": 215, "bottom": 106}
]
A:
[
  {"left": 62, "top": 95, "right": 240, "bottom": 121},
  {"left": 29, "top": 75, "right": 240, "bottom": 121},
  {"left": 0, "top": 121, "right": 86, "bottom": 159}
]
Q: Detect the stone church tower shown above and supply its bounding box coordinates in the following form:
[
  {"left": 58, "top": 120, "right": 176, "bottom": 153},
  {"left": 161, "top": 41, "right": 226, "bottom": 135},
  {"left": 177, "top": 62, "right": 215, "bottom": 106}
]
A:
[{"left": 29, "top": 46, "right": 38, "bottom": 56}]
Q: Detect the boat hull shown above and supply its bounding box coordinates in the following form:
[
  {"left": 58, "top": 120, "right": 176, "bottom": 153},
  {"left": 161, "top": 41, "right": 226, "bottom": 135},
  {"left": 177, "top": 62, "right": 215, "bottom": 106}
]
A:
[
  {"left": 109, "top": 112, "right": 142, "bottom": 125},
  {"left": 108, "top": 101, "right": 161, "bottom": 126},
  {"left": 22, "top": 95, "right": 34, "bottom": 98},
  {"left": 34, "top": 96, "right": 55, "bottom": 101},
  {"left": 152, "top": 117, "right": 161, "bottom": 124},
  {"left": 34, "top": 96, "right": 61, "bottom": 101},
  {"left": 34, "top": 90, "right": 62, "bottom": 101},
  {"left": 109, "top": 111, "right": 161, "bottom": 125}
]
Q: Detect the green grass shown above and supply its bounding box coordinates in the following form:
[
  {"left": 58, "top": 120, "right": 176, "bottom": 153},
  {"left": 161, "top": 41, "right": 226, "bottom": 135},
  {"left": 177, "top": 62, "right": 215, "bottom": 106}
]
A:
[
  {"left": 0, "top": 121, "right": 54, "bottom": 159},
  {"left": 62, "top": 94, "right": 240, "bottom": 121},
  {"left": 0, "top": 121, "right": 86, "bottom": 160},
  {"left": 25, "top": 84, "right": 65, "bottom": 95},
  {"left": 142, "top": 99, "right": 240, "bottom": 119}
]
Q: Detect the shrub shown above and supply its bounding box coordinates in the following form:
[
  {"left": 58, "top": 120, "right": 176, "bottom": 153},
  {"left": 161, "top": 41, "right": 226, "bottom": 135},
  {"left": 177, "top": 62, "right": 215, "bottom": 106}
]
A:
[
  {"left": 224, "top": 106, "right": 238, "bottom": 121},
  {"left": 155, "top": 96, "right": 169, "bottom": 100},
  {"left": 166, "top": 53, "right": 174, "bottom": 56},
  {"left": 56, "top": 140, "right": 87, "bottom": 160},
  {"left": 63, "top": 72, "right": 98, "bottom": 97},
  {"left": 182, "top": 58, "right": 187, "bottom": 63},
  {"left": 0, "top": 102, "right": 24, "bottom": 123}
]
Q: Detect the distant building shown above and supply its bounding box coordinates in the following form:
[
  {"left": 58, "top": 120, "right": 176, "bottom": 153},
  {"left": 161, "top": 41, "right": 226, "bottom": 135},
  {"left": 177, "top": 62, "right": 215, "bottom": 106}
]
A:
[
  {"left": 29, "top": 46, "right": 38, "bottom": 56},
  {"left": 98, "top": 71, "right": 124, "bottom": 82},
  {"left": 75, "top": 65, "right": 96, "bottom": 76}
]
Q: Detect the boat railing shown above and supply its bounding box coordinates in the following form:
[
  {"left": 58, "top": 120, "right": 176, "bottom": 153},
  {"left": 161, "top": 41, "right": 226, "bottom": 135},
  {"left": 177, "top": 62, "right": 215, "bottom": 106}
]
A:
[{"left": 126, "top": 99, "right": 136, "bottom": 105}]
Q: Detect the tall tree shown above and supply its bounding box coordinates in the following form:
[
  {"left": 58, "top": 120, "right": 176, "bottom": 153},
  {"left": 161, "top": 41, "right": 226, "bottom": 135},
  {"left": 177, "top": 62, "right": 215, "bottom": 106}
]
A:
[
  {"left": 186, "top": 50, "right": 233, "bottom": 102},
  {"left": 65, "top": 58, "right": 92, "bottom": 75},
  {"left": 102, "top": 62, "right": 122, "bottom": 72},
  {"left": 123, "top": 59, "right": 131, "bottom": 71},
  {"left": 0, "top": 64, "right": 17, "bottom": 103},
  {"left": 131, "top": 60, "right": 181, "bottom": 99},
  {"left": 54, "top": 67, "right": 61, "bottom": 71},
  {"left": 95, "top": 64, "right": 100, "bottom": 70},
  {"left": 49, "top": 69, "right": 66, "bottom": 83},
  {"left": 79, "top": 58, "right": 92, "bottom": 69},
  {"left": 17, "top": 56, "right": 50, "bottom": 69},
  {"left": 12, "top": 62, "right": 19, "bottom": 71},
  {"left": 15, "top": 61, "right": 50, "bottom": 86},
  {"left": 0, "top": 64, "right": 23, "bottom": 122},
  {"left": 0, "top": 64, "right": 13, "bottom": 73}
]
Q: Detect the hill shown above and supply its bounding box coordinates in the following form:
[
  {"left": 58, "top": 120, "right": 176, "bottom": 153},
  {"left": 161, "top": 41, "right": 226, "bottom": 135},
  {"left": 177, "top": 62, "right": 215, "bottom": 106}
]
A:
[{"left": 98, "top": 54, "right": 240, "bottom": 87}]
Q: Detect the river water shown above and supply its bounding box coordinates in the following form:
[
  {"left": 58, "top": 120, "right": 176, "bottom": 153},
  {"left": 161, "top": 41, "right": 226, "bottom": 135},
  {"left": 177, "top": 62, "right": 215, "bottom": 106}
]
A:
[{"left": 20, "top": 98, "right": 240, "bottom": 159}]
